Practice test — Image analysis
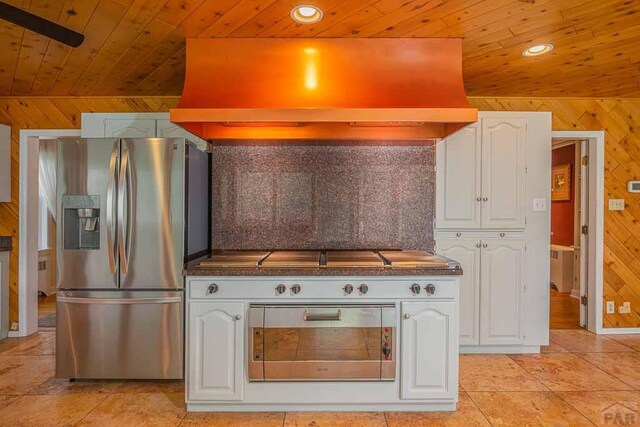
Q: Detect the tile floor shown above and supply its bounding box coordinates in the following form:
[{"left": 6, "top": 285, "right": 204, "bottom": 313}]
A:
[{"left": 1, "top": 330, "right": 640, "bottom": 425}]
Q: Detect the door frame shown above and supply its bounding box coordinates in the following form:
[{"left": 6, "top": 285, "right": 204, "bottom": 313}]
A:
[
  {"left": 551, "top": 131, "right": 604, "bottom": 334},
  {"left": 18, "top": 129, "right": 81, "bottom": 337}
]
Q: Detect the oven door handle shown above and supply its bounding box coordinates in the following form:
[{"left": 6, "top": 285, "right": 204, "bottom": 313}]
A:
[{"left": 303, "top": 309, "right": 342, "bottom": 322}]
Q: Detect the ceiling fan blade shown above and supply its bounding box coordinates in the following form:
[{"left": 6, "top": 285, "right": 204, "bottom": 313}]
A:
[{"left": 0, "top": 1, "right": 84, "bottom": 48}]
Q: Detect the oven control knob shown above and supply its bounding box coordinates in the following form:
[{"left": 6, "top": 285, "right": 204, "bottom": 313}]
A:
[
  {"left": 291, "top": 284, "right": 301, "bottom": 294},
  {"left": 276, "top": 284, "right": 287, "bottom": 295},
  {"left": 344, "top": 284, "right": 354, "bottom": 295},
  {"left": 425, "top": 283, "right": 436, "bottom": 295},
  {"left": 410, "top": 284, "right": 421, "bottom": 295},
  {"left": 358, "top": 284, "right": 369, "bottom": 294}
]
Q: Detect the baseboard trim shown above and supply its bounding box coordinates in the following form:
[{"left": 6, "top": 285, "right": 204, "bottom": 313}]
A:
[
  {"left": 602, "top": 328, "right": 640, "bottom": 335},
  {"left": 460, "top": 345, "right": 540, "bottom": 354},
  {"left": 186, "top": 402, "right": 457, "bottom": 412},
  {"left": 7, "top": 331, "right": 19, "bottom": 338}
]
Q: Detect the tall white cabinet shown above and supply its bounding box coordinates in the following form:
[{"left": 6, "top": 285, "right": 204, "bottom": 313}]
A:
[{"left": 436, "top": 111, "right": 551, "bottom": 352}]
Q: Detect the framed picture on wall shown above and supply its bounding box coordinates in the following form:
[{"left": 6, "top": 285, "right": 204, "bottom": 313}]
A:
[{"left": 552, "top": 164, "right": 571, "bottom": 201}]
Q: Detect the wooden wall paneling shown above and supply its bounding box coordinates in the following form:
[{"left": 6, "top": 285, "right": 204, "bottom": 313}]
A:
[{"left": 468, "top": 97, "right": 640, "bottom": 328}]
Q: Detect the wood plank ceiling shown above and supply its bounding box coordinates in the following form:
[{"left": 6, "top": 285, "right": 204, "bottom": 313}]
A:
[{"left": 0, "top": 0, "right": 638, "bottom": 97}]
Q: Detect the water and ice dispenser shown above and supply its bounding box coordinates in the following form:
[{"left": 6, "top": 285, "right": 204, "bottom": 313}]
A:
[{"left": 63, "top": 195, "right": 101, "bottom": 250}]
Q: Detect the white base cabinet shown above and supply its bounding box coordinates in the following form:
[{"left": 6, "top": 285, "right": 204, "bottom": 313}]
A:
[
  {"left": 188, "top": 302, "right": 244, "bottom": 401},
  {"left": 401, "top": 301, "right": 458, "bottom": 400},
  {"left": 185, "top": 276, "right": 459, "bottom": 412}
]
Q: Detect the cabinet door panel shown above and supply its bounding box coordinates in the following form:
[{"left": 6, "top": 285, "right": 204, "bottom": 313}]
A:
[
  {"left": 401, "top": 301, "right": 458, "bottom": 400},
  {"left": 481, "top": 119, "right": 526, "bottom": 229},
  {"left": 480, "top": 240, "right": 525, "bottom": 345},
  {"left": 436, "top": 125, "right": 481, "bottom": 229},
  {"left": 188, "top": 302, "right": 244, "bottom": 401},
  {"left": 157, "top": 119, "right": 208, "bottom": 151},
  {"left": 436, "top": 240, "right": 480, "bottom": 345},
  {"left": 104, "top": 119, "right": 157, "bottom": 138}
]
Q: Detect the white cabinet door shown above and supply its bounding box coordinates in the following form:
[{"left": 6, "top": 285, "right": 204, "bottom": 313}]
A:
[
  {"left": 401, "top": 301, "right": 458, "bottom": 400},
  {"left": 479, "top": 239, "right": 526, "bottom": 345},
  {"left": 0, "top": 125, "right": 10, "bottom": 202},
  {"left": 436, "top": 124, "right": 481, "bottom": 229},
  {"left": 188, "top": 302, "right": 244, "bottom": 401},
  {"left": 104, "top": 118, "right": 157, "bottom": 138},
  {"left": 481, "top": 119, "right": 526, "bottom": 229},
  {"left": 436, "top": 239, "right": 480, "bottom": 345},
  {"left": 156, "top": 119, "right": 208, "bottom": 151}
]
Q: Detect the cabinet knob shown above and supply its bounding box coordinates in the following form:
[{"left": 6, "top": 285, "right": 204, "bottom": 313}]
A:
[
  {"left": 358, "top": 284, "right": 369, "bottom": 294},
  {"left": 403, "top": 313, "right": 411, "bottom": 320},
  {"left": 410, "top": 284, "right": 421, "bottom": 295},
  {"left": 234, "top": 315, "right": 241, "bottom": 321},
  {"left": 476, "top": 197, "right": 482, "bottom": 202},
  {"left": 207, "top": 283, "right": 218, "bottom": 294},
  {"left": 482, "top": 243, "right": 488, "bottom": 248},
  {"left": 344, "top": 284, "right": 354, "bottom": 295},
  {"left": 275, "top": 284, "right": 287, "bottom": 295},
  {"left": 425, "top": 284, "right": 436, "bottom": 295},
  {"left": 499, "top": 232, "right": 506, "bottom": 237},
  {"left": 476, "top": 243, "right": 482, "bottom": 248},
  {"left": 482, "top": 197, "right": 488, "bottom": 202},
  {"left": 456, "top": 232, "right": 462, "bottom": 237},
  {"left": 291, "top": 284, "right": 301, "bottom": 294}
]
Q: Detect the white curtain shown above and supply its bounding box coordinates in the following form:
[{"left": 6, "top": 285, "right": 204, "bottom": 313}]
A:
[{"left": 38, "top": 139, "right": 57, "bottom": 221}]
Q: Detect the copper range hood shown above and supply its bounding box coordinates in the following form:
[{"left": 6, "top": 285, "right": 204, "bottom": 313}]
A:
[{"left": 170, "top": 38, "right": 477, "bottom": 142}]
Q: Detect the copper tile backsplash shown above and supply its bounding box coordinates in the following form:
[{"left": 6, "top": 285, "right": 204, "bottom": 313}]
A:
[{"left": 211, "top": 145, "right": 434, "bottom": 252}]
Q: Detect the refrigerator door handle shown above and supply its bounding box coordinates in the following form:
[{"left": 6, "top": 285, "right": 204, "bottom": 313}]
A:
[
  {"left": 106, "top": 144, "right": 118, "bottom": 274},
  {"left": 57, "top": 296, "right": 182, "bottom": 305},
  {"left": 118, "top": 147, "right": 131, "bottom": 275}
]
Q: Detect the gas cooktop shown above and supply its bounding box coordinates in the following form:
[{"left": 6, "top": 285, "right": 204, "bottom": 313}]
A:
[{"left": 197, "top": 250, "right": 450, "bottom": 269}]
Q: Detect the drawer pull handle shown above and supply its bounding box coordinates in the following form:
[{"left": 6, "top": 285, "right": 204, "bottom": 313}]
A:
[
  {"left": 482, "top": 243, "right": 488, "bottom": 248},
  {"left": 403, "top": 314, "right": 411, "bottom": 320},
  {"left": 207, "top": 284, "right": 219, "bottom": 294},
  {"left": 456, "top": 232, "right": 462, "bottom": 237},
  {"left": 499, "top": 232, "right": 506, "bottom": 237},
  {"left": 234, "top": 315, "right": 241, "bottom": 321},
  {"left": 304, "top": 309, "right": 342, "bottom": 322}
]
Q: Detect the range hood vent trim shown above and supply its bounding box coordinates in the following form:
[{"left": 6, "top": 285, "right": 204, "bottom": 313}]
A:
[{"left": 171, "top": 38, "right": 477, "bottom": 142}]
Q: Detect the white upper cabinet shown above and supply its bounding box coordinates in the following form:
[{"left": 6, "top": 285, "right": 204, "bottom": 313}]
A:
[
  {"left": 479, "top": 239, "right": 526, "bottom": 345},
  {"left": 81, "top": 113, "right": 208, "bottom": 151},
  {"left": 401, "top": 301, "right": 458, "bottom": 400},
  {"left": 481, "top": 119, "right": 526, "bottom": 229},
  {"left": 0, "top": 125, "right": 10, "bottom": 202},
  {"left": 436, "top": 124, "right": 481, "bottom": 229},
  {"left": 188, "top": 302, "right": 244, "bottom": 401},
  {"left": 436, "top": 239, "right": 480, "bottom": 345},
  {"left": 104, "top": 118, "right": 157, "bottom": 138},
  {"left": 436, "top": 115, "right": 527, "bottom": 230}
]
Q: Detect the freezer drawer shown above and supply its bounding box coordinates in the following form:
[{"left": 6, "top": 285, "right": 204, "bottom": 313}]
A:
[{"left": 56, "top": 291, "right": 184, "bottom": 379}]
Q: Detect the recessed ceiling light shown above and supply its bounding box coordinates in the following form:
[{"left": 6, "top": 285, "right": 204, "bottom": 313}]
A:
[
  {"left": 291, "top": 5, "right": 323, "bottom": 24},
  {"left": 522, "top": 44, "right": 554, "bottom": 57}
]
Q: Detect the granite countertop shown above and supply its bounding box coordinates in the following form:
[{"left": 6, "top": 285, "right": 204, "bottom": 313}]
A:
[
  {"left": 184, "top": 255, "right": 463, "bottom": 277},
  {"left": 0, "top": 236, "right": 11, "bottom": 253}
]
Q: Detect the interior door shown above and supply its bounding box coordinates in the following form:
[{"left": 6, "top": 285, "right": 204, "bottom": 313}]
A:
[
  {"left": 479, "top": 239, "right": 526, "bottom": 345},
  {"left": 481, "top": 119, "right": 526, "bottom": 229},
  {"left": 436, "top": 239, "right": 480, "bottom": 345},
  {"left": 435, "top": 124, "right": 482, "bottom": 229},
  {"left": 56, "top": 138, "right": 120, "bottom": 290},
  {"left": 119, "top": 138, "right": 185, "bottom": 289}
]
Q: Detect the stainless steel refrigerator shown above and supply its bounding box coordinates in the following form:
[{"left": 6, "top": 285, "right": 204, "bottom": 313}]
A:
[{"left": 55, "top": 138, "right": 209, "bottom": 380}]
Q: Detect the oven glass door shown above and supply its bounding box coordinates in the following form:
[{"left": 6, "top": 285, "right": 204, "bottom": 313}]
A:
[{"left": 251, "top": 305, "right": 395, "bottom": 381}]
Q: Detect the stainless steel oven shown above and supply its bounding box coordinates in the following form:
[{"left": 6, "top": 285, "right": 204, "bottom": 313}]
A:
[{"left": 248, "top": 304, "right": 396, "bottom": 381}]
